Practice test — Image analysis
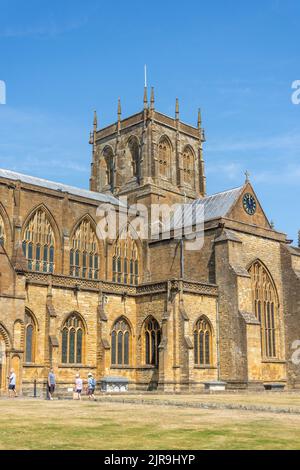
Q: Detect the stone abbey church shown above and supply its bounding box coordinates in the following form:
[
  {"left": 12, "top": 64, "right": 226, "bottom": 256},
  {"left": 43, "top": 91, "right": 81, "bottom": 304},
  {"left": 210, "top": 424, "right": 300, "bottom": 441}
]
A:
[{"left": 0, "top": 88, "right": 300, "bottom": 395}]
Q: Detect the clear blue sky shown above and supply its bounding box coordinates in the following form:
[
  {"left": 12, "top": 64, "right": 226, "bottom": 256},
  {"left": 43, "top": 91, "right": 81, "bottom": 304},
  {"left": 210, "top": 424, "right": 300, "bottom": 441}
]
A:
[{"left": 0, "top": 0, "right": 300, "bottom": 241}]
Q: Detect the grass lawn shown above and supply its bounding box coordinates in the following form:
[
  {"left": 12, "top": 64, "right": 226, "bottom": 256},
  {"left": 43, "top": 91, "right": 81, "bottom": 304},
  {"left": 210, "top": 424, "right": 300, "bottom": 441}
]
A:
[{"left": 0, "top": 398, "right": 299, "bottom": 450}]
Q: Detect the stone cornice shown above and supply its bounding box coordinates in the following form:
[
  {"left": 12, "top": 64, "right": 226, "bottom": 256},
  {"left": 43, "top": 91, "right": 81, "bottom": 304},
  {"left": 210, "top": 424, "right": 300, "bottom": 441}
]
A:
[
  {"left": 24, "top": 272, "right": 218, "bottom": 297},
  {"left": 220, "top": 217, "right": 287, "bottom": 242},
  {"left": 0, "top": 293, "right": 25, "bottom": 300},
  {"left": 95, "top": 110, "right": 200, "bottom": 142},
  {"left": 149, "top": 216, "right": 287, "bottom": 246}
]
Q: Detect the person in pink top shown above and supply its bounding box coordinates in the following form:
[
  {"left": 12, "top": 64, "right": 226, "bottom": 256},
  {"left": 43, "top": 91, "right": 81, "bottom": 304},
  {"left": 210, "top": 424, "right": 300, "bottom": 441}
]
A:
[{"left": 74, "top": 373, "right": 83, "bottom": 400}]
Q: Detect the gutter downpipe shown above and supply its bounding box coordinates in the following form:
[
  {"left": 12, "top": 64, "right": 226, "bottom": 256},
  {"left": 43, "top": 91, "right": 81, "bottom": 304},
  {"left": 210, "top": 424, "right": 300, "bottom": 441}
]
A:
[{"left": 216, "top": 297, "right": 221, "bottom": 382}]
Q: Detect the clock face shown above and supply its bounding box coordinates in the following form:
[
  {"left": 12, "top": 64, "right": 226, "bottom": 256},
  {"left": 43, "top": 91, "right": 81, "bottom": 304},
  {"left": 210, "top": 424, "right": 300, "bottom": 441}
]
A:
[{"left": 243, "top": 193, "right": 256, "bottom": 215}]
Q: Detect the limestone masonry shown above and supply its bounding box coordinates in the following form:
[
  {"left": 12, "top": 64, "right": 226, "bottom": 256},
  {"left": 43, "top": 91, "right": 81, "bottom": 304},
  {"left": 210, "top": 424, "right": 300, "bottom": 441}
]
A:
[{"left": 0, "top": 90, "right": 299, "bottom": 395}]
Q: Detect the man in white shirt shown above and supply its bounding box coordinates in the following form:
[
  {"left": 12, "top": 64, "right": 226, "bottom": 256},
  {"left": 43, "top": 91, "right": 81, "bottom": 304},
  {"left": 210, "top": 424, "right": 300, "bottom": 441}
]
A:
[{"left": 8, "top": 368, "right": 17, "bottom": 398}]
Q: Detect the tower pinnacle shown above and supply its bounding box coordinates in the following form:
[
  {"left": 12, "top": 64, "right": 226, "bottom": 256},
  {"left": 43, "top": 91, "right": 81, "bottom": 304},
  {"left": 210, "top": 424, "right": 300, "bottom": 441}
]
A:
[
  {"left": 150, "top": 87, "right": 155, "bottom": 110},
  {"left": 175, "top": 98, "right": 179, "bottom": 120},
  {"left": 93, "top": 110, "right": 97, "bottom": 131},
  {"left": 197, "top": 108, "right": 201, "bottom": 129},
  {"left": 143, "top": 86, "right": 148, "bottom": 110},
  {"left": 117, "top": 98, "right": 122, "bottom": 120}
]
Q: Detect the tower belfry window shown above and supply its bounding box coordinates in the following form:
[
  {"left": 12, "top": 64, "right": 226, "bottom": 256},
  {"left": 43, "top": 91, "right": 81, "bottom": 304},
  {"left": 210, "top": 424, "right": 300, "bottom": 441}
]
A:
[
  {"left": 158, "top": 137, "right": 171, "bottom": 179},
  {"left": 127, "top": 137, "right": 140, "bottom": 180},
  {"left": 102, "top": 147, "right": 114, "bottom": 191},
  {"left": 182, "top": 146, "right": 194, "bottom": 185}
]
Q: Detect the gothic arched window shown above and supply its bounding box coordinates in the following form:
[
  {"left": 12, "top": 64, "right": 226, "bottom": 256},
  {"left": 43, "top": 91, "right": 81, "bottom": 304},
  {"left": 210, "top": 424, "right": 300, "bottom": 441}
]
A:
[
  {"left": 194, "top": 317, "right": 212, "bottom": 366},
  {"left": 182, "top": 146, "right": 194, "bottom": 186},
  {"left": 61, "top": 313, "right": 84, "bottom": 364},
  {"left": 70, "top": 218, "right": 100, "bottom": 280},
  {"left": 102, "top": 147, "right": 114, "bottom": 191},
  {"left": 111, "top": 318, "right": 131, "bottom": 366},
  {"left": 249, "top": 261, "right": 278, "bottom": 358},
  {"left": 112, "top": 228, "right": 139, "bottom": 285},
  {"left": 0, "top": 214, "right": 5, "bottom": 246},
  {"left": 144, "top": 317, "right": 161, "bottom": 366},
  {"left": 158, "top": 136, "right": 172, "bottom": 179},
  {"left": 22, "top": 209, "right": 55, "bottom": 273},
  {"left": 25, "top": 310, "right": 36, "bottom": 363},
  {"left": 127, "top": 137, "right": 140, "bottom": 180}
]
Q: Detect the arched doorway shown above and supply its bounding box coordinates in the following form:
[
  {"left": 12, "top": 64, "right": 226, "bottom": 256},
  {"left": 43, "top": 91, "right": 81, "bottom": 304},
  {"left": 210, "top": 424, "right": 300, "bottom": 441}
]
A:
[
  {"left": 0, "top": 335, "right": 7, "bottom": 393},
  {"left": 11, "top": 355, "right": 21, "bottom": 391}
]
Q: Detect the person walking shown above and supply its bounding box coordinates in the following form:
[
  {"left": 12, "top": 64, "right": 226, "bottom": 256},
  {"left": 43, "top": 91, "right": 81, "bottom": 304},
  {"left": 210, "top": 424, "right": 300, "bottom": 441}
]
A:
[
  {"left": 74, "top": 373, "right": 83, "bottom": 401},
  {"left": 48, "top": 368, "right": 56, "bottom": 400},
  {"left": 7, "top": 369, "right": 17, "bottom": 398},
  {"left": 87, "top": 372, "right": 96, "bottom": 401}
]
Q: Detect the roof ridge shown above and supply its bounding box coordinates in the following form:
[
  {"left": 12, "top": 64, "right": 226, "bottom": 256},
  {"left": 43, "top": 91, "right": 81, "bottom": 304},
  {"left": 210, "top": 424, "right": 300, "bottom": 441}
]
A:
[
  {"left": 0, "top": 168, "right": 122, "bottom": 206},
  {"left": 204, "top": 185, "right": 244, "bottom": 199},
  {"left": 0, "top": 168, "right": 93, "bottom": 193}
]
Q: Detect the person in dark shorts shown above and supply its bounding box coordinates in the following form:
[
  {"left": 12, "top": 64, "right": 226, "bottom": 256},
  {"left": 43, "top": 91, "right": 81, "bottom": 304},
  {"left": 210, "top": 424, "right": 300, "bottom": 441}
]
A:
[
  {"left": 7, "top": 369, "right": 17, "bottom": 398},
  {"left": 48, "top": 368, "right": 56, "bottom": 400},
  {"left": 87, "top": 372, "right": 96, "bottom": 401}
]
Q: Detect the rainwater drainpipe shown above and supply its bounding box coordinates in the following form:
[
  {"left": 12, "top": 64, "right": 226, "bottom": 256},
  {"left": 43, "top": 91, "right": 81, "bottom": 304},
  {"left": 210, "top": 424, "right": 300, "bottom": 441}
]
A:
[
  {"left": 180, "top": 238, "right": 184, "bottom": 279},
  {"left": 216, "top": 298, "right": 221, "bottom": 382},
  {"left": 180, "top": 193, "right": 186, "bottom": 279}
]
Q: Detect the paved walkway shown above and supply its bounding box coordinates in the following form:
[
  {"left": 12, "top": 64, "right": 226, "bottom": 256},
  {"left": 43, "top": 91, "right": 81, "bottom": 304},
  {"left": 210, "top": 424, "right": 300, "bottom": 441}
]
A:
[
  {"left": 95, "top": 394, "right": 300, "bottom": 415},
  {"left": 1, "top": 391, "right": 300, "bottom": 415}
]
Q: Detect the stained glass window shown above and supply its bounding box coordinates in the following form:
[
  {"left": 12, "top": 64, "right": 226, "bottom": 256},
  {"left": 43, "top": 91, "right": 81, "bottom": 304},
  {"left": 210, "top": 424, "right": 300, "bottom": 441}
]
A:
[
  {"left": 62, "top": 328, "right": 68, "bottom": 363},
  {"left": 70, "top": 218, "right": 100, "bottom": 280},
  {"left": 249, "top": 261, "right": 278, "bottom": 358},
  {"left": 69, "top": 329, "right": 75, "bottom": 363},
  {"left": 111, "top": 331, "right": 116, "bottom": 365},
  {"left": 25, "top": 311, "right": 36, "bottom": 363},
  {"left": 112, "top": 228, "right": 139, "bottom": 285},
  {"left": 61, "top": 314, "right": 84, "bottom": 364},
  {"left": 194, "top": 317, "right": 212, "bottom": 366},
  {"left": 22, "top": 209, "right": 55, "bottom": 273},
  {"left": 77, "top": 329, "right": 83, "bottom": 364},
  {"left": 144, "top": 317, "right": 161, "bottom": 366},
  {"left": 111, "top": 318, "right": 131, "bottom": 366},
  {"left": 0, "top": 214, "right": 5, "bottom": 246}
]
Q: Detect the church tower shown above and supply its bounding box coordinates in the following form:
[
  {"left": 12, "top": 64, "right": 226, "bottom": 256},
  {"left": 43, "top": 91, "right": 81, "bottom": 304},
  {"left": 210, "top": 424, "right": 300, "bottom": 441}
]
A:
[{"left": 89, "top": 88, "right": 206, "bottom": 207}]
